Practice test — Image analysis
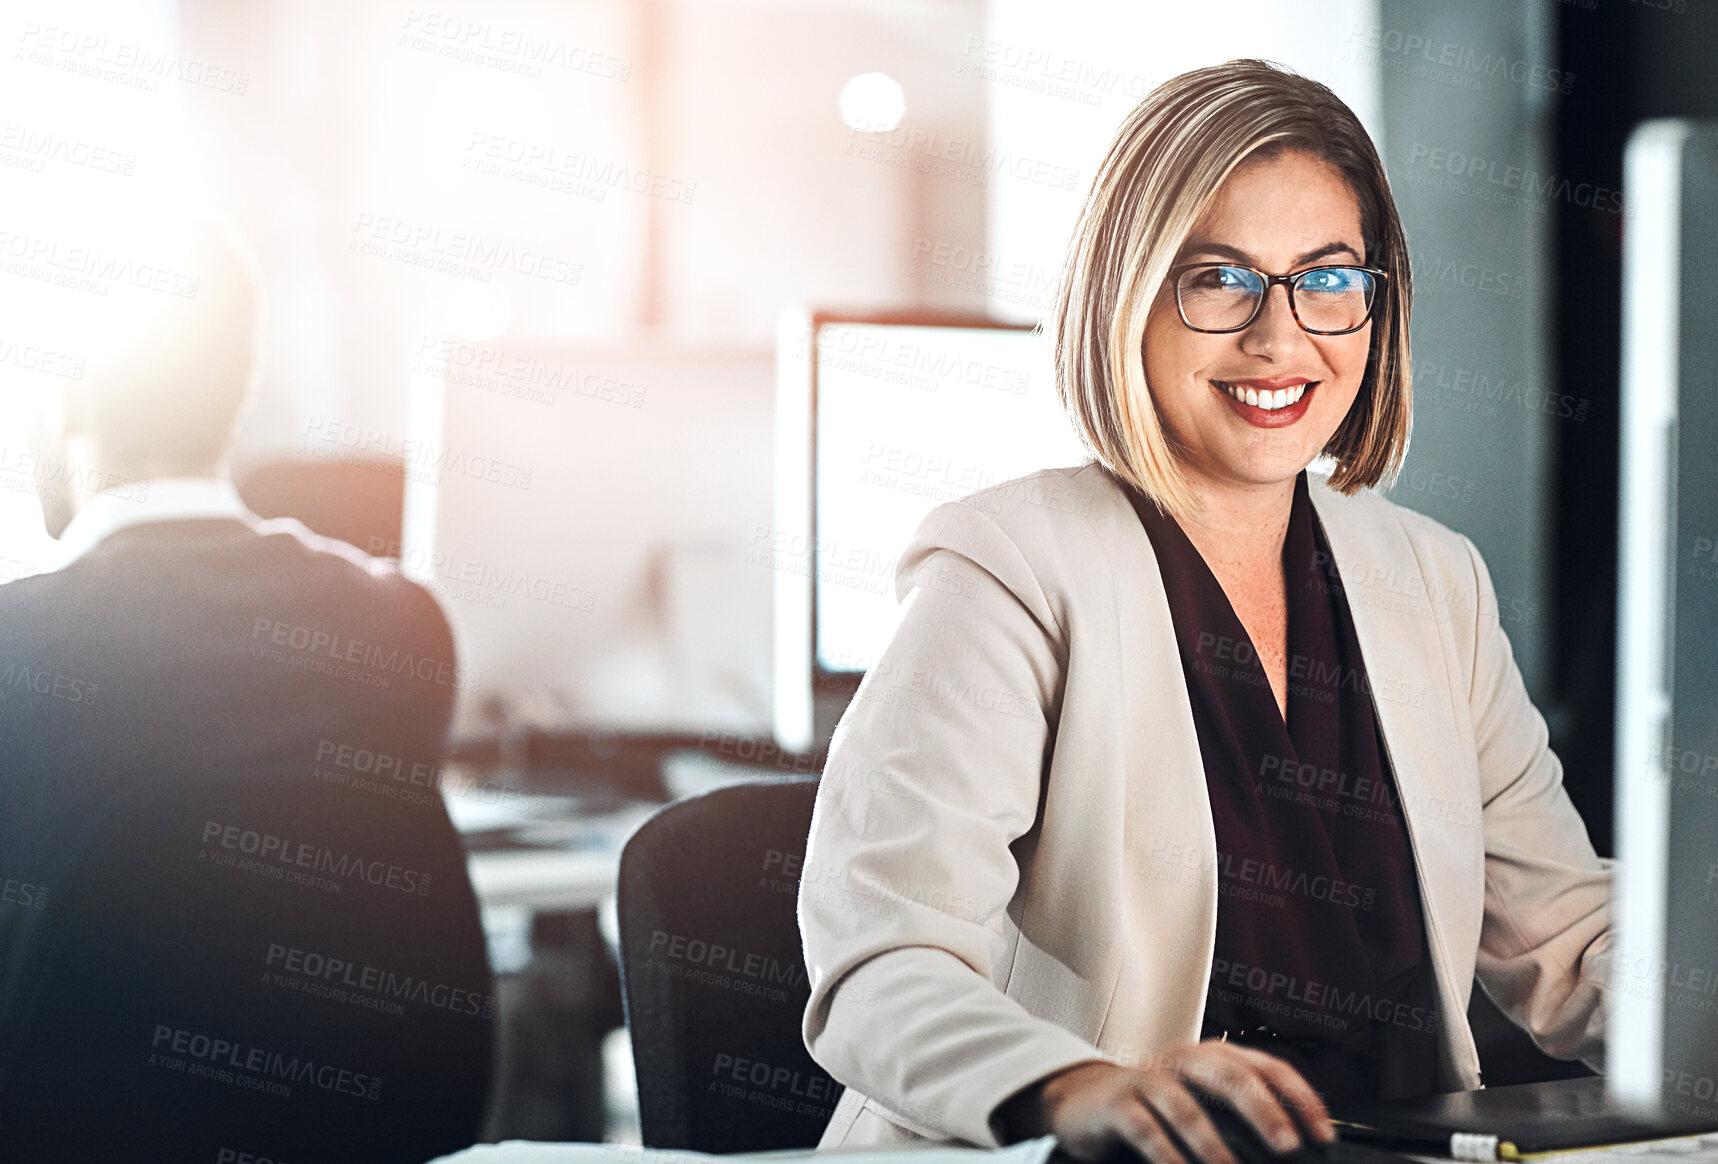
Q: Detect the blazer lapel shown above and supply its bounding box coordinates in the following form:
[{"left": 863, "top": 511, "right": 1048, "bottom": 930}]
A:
[
  {"left": 1105, "top": 479, "right": 1221, "bottom": 1057},
  {"left": 1309, "top": 482, "right": 1486, "bottom": 1085}
]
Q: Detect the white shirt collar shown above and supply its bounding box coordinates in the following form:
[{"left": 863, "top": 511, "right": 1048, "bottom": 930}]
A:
[{"left": 51, "top": 477, "right": 257, "bottom": 570}]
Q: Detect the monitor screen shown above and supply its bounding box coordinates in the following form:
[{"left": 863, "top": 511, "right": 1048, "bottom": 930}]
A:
[
  {"left": 771, "top": 313, "right": 1088, "bottom": 749},
  {"left": 813, "top": 321, "right": 1087, "bottom": 675},
  {"left": 401, "top": 340, "right": 777, "bottom": 742},
  {"left": 1612, "top": 119, "right": 1718, "bottom": 1111}
]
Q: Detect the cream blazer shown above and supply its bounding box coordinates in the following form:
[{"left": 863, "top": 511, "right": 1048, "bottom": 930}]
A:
[{"left": 797, "top": 461, "right": 1614, "bottom": 1149}]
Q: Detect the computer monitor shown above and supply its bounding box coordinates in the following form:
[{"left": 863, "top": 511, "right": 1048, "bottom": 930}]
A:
[
  {"left": 1611, "top": 120, "right": 1718, "bottom": 1114},
  {"left": 771, "top": 310, "right": 1088, "bottom": 751},
  {"left": 397, "top": 337, "right": 777, "bottom": 743}
]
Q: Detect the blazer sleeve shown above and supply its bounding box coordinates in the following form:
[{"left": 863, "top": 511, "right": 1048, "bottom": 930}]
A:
[
  {"left": 798, "top": 499, "right": 1115, "bottom": 1146},
  {"left": 1463, "top": 534, "right": 1613, "bottom": 1069}
]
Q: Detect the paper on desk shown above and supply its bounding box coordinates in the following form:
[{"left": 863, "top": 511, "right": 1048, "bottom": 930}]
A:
[{"left": 426, "top": 1134, "right": 1059, "bottom": 1164}]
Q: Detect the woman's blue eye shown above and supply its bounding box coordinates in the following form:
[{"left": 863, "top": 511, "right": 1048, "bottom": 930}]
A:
[
  {"left": 1189, "top": 266, "right": 1250, "bottom": 291},
  {"left": 1302, "top": 268, "right": 1356, "bottom": 292}
]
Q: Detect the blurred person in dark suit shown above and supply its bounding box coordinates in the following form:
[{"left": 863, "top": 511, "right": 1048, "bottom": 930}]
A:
[{"left": 0, "top": 214, "right": 493, "bottom": 1163}]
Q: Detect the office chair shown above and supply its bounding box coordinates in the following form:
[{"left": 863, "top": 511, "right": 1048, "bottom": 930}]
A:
[
  {"left": 617, "top": 778, "right": 843, "bottom": 1151},
  {"left": 0, "top": 771, "right": 494, "bottom": 1163}
]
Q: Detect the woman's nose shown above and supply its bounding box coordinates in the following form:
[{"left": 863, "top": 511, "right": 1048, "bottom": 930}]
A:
[{"left": 1240, "top": 282, "right": 1308, "bottom": 355}]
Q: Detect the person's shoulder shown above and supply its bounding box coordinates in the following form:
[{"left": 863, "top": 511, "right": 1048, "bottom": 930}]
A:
[
  {"left": 891, "top": 461, "right": 1131, "bottom": 627},
  {"left": 249, "top": 516, "right": 426, "bottom": 591},
  {"left": 928, "top": 460, "right": 1128, "bottom": 550},
  {"left": 248, "top": 518, "right": 453, "bottom": 642},
  {"left": 1306, "top": 472, "right": 1483, "bottom": 586}
]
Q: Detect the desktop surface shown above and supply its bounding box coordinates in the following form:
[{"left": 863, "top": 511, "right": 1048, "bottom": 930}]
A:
[{"left": 1339, "top": 1076, "right": 1718, "bottom": 1158}]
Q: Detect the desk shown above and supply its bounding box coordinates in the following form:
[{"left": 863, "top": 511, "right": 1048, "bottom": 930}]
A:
[
  {"left": 454, "top": 747, "right": 808, "bottom": 918},
  {"left": 460, "top": 798, "right": 659, "bottom": 910}
]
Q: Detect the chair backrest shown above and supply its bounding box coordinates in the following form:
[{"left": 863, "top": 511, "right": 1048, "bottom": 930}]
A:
[
  {"left": 0, "top": 772, "right": 494, "bottom": 1164},
  {"left": 617, "top": 778, "right": 842, "bottom": 1152}
]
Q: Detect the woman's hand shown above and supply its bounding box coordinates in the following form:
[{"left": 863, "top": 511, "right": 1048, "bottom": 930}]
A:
[{"left": 993, "top": 1043, "right": 1335, "bottom": 1164}]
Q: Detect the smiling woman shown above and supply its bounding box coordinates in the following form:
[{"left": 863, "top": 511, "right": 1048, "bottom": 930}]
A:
[{"left": 798, "top": 59, "right": 1612, "bottom": 1164}]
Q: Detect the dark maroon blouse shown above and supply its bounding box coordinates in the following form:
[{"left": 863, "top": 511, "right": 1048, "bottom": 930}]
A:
[{"left": 1126, "top": 470, "right": 1443, "bottom": 1103}]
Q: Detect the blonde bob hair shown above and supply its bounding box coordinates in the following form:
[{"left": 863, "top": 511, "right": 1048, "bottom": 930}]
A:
[{"left": 1052, "top": 58, "right": 1413, "bottom": 517}]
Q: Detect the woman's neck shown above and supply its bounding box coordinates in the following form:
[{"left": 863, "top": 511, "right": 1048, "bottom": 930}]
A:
[{"left": 1175, "top": 474, "right": 1297, "bottom": 574}]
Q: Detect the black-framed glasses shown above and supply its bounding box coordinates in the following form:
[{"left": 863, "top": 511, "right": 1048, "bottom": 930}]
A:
[{"left": 1169, "top": 262, "right": 1389, "bottom": 336}]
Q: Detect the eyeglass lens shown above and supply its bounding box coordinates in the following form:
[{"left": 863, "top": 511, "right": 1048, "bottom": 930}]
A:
[{"left": 1177, "top": 265, "right": 1377, "bottom": 333}]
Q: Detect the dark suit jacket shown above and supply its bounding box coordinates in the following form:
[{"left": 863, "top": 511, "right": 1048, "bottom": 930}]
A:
[{"left": 0, "top": 516, "right": 493, "bottom": 1163}]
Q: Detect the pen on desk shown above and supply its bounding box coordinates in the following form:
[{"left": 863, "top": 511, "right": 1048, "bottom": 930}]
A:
[{"left": 1335, "top": 1123, "right": 1503, "bottom": 1161}]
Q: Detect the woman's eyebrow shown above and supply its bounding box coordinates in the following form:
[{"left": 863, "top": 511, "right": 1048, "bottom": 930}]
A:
[{"left": 1178, "top": 240, "right": 1363, "bottom": 266}]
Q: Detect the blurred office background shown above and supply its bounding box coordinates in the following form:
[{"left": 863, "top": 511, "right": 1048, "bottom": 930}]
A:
[{"left": 2, "top": 0, "right": 1716, "bottom": 1142}]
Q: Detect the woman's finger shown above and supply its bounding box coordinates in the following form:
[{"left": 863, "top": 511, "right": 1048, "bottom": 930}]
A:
[
  {"left": 1113, "top": 1100, "right": 1197, "bottom": 1164},
  {"left": 1137, "top": 1076, "right": 1241, "bottom": 1164},
  {"left": 1224, "top": 1046, "right": 1335, "bottom": 1141},
  {"left": 1216, "top": 1068, "right": 1310, "bottom": 1153}
]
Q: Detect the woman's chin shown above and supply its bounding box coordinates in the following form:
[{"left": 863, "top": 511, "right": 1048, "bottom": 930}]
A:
[{"left": 1183, "top": 446, "right": 1320, "bottom": 493}]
